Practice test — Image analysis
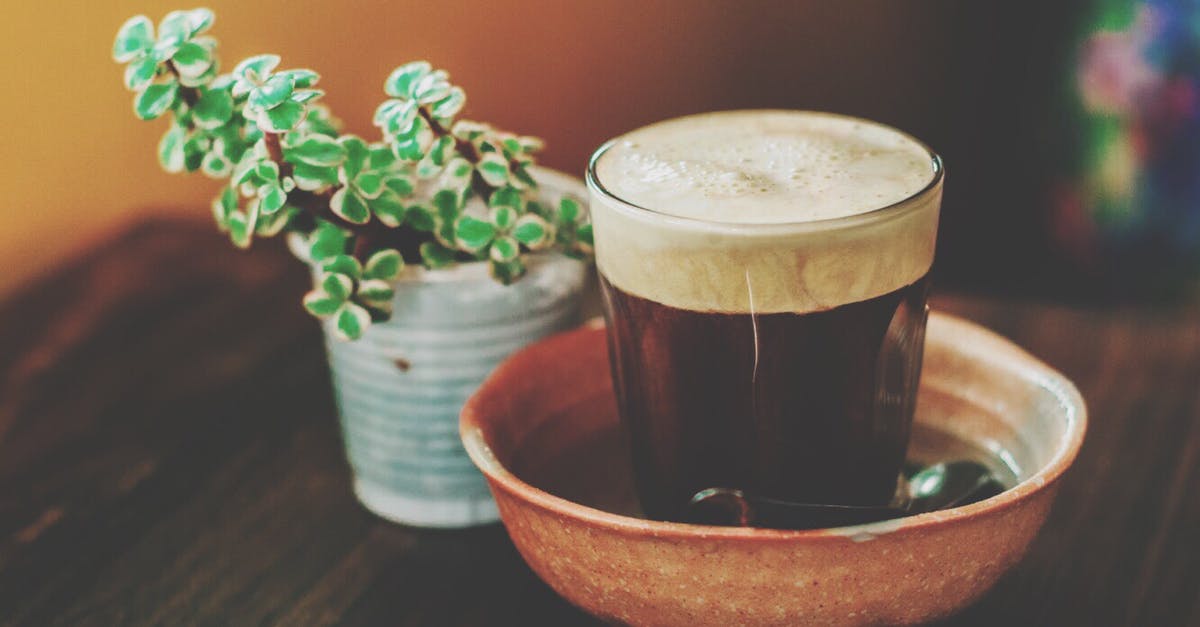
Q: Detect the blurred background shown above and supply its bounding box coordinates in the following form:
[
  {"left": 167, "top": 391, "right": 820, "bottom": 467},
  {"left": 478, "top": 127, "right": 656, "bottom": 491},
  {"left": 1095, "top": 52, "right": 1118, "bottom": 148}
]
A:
[{"left": 4, "top": 0, "right": 1199, "bottom": 300}]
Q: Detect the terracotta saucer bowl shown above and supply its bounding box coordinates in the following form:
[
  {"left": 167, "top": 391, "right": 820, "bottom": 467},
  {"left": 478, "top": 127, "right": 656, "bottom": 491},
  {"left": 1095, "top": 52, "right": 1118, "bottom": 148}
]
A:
[{"left": 461, "top": 312, "right": 1086, "bottom": 626}]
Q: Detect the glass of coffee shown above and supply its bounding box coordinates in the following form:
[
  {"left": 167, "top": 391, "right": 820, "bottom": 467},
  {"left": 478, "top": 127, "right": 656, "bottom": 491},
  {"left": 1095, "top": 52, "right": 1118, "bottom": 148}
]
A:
[{"left": 586, "top": 111, "right": 943, "bottom": 523}]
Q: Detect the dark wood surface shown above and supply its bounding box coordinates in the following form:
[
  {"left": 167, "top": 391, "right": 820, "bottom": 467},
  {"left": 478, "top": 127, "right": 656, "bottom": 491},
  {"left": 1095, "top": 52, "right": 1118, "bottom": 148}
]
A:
[{"left": 0, "top": 219, "right": 1197, "bottom": 626}]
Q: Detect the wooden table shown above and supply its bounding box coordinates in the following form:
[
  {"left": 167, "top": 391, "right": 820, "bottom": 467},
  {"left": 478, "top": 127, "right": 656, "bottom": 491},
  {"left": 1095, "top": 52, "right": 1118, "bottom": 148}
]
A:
[{"left": 1, "top": 219, "right": 1197, "bottom": 626}]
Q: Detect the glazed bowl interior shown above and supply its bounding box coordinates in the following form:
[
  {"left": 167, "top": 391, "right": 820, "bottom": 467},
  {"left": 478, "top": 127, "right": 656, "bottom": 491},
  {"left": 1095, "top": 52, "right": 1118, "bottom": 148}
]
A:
[
  {"left": 460, "top": 312, "right": 1086, "bottom": 625},
  {"left": 465, "top": 313, "right": 1083, "bottom": 531}
]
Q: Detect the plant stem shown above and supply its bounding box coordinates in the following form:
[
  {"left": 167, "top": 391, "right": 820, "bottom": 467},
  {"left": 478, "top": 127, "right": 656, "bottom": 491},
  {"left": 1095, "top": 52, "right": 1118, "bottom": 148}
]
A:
[
  {"left": 418, "top": 107, "right": 477, "bottom": 161},
  {"left": 263, "top": 132, "right": 286, "bottom": 166},
  {"left": 417, "top": 106, "right": 495, "bottom": 201},
  {"left": 164, "top": 61, "right": 199, "bottom": 107}
]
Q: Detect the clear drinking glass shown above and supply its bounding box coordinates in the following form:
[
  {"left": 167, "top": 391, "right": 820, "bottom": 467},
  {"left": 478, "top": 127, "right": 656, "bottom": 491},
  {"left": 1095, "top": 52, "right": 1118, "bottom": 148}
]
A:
[{"left": 586, "top": 111, "right": 944, "bottom": 522}]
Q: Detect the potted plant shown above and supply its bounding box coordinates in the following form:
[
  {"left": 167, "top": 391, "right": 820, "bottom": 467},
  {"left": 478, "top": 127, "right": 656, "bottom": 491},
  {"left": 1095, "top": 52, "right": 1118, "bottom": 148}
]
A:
[{"left": 112, "top": 8, "right": 593, "bottom": 527}]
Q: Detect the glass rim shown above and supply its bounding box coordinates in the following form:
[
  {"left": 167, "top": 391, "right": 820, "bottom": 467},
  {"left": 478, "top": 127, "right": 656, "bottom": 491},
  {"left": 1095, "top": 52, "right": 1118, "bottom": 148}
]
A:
[{"left": 585, "top": 110, "right": 944, "bottom": 234}]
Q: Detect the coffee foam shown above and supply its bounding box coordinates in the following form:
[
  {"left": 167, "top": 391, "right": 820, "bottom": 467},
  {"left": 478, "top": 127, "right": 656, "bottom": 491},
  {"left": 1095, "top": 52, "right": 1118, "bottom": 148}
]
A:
[{"left": 589, "top": 111, "right": 941, "bottom": 314}]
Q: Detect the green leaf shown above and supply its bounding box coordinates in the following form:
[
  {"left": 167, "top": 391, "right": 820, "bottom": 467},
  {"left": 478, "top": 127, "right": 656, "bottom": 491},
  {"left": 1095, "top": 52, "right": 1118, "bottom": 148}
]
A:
[
  {"left": 392, "top": 132, "right": 427, "bottom": 161},
  {"left": 182, "top": 134, "right": 207, "bottom": 172},
  {"left": 177, "top": 61, "right": 216, "bottom": 88},
  {"left": 489, "top": 235, "right": 520, "bottom": 263},
  {"left": 254, "top": 160, "right": 280, "bottom": 182},
  {"left": 234, "top": 54, "right": 281, "bottom": 82},
  {"left": 300, "top": 104, "right": 340, "bottom": 137},
  {"left": 201, "top": 151, "right": 231, "bottom": 178},
  {"left": 419, "top": 241, "right": 456, "bottom": 268},
  {"left": 242, "top": 120, "right": 263, "bottom": 143},
  {"left": 357, "top": 279, "right": 395, "bottom": 305},
  {"left": 232, "top": 158, "right": 258, "bottom": 186},
  {"left": 159, "top": 8, "right": 213, "bottom": 41},
  {"left": 212, "top": 186, "right": 237, "bottom": 228},
  {"left": 320, "top": 272, "right": 354, "bottom": 301},
  {"left": 339, "top": 135, "right": 369, "bottom": 179},
  {"left": 291, "top": 163, "right": 339, "bottom": 191},
  {"left": 310, "top": 221, "right": 348, "bottom": 260},
  {"left": 411, "top": 69, "right": 451, "bottom": 104},
  {"left": 244, "top": 197, "right": 262, "bottom": 238},
  {"left": 334, "top": 302, "right": 371, "bottom": 341},
  {"left": 488, "top": 186, "right": 522, "bottom": 210},
  {"left": 406, "top": 205, "right": 436, "bottom": 231},
  {"left": 510, "top": 163, "right": 537, "bottom": 190},
  {"left": 431, "top": 87, "right": 465, "bottom": 120},
  {"left": 289, "top": 89, "right": 323, "bottom": 105},
  {"left": 476, "top": 153, "right": 510, "bottom": 187},
  {"left": 157, "top": 124, "right": 186, "bottom": 172},
  {"left": 192, "top": 87, "right": 234, "bottom": 129},
  {"left": 364, "top": 249, "right": 404, "bottom": 280},
  {"left": 188, "top": 8, "right": 215, "bottom": 34},
  {"left": 432, "top": 188, "right": 461, "bottom": 216},
  {"left": 374, "top": 99, "right": 420, "bottom": 136},
  {"left": 434, "top": 195, "right": 462, "bottom": 247},
  {"left": 153, "top": 13, "right": 189, "bottom": 59},
  {"left": 286, "top": 135, "right": 346, "bottom": 167},
  {"left": 452, "top": 120, "right": 487, "bottom": 141},
  {"left": 369, "top": 189, "right": 406, "bottom": 227},
  {"left": 303, "top": 289, "right": 343, "bottom": 317},
  {"left": 171, "top": 41, "right": 212, "bottom": 78},
  {"left": 577, "top": 223, "right": 594, "bottom": 247},
  {"left": 368, "top": 145, "right": 396, "bottom": 170},
  {"left": 454, "top": 216, "right": 496, "bottom": 252},
  {"left": 384, "top": 177, "right": 414, "bottom": 197},
  {"left": 559, "top": 197, "right": 582, "bottom": 223},
  {"left": 134, "top": 81, "right": 179, "bottom": 120},
  {"left": 256, "top": 205, "right": 298, "bottom": 236},
  {"left": 277, "top": 69, "right": 320, "bottom": 88},
  {"left": 413, "top": 159, "right": 436, "bottom": 182},
  {"left": 259, "top": 100, "right": 306, "bottom": 132},
  {"left": 329, "top": 187, "right": 370, "bottom": 224},
  {"left": 525, "top": 200, "right": 550, "bottom": 219},
  {"left": 384, "top": 61, "right": 432, "bottom": 98},
  {"left": 353, "top": 172, "right": 383, "bottom": 199},
  {"left": 427, "top": 135, "right": 453, "bottom": 166},
  {"left": 228, "top": 211, "right": 251, "bottom": 248},
  {"left": 490, "top": 258, "right": 525, "bottom": 285},
  {"left": 518, "top": 135, "right": 544, "bottom": 153},
  {"left": 249, "top": 74, "right": 295, "bottom": 110},
  {"left": 214, "top": 132, "right": 248, "bottom": 161},
  {"left": 123, "top": 56, "right": 159, "bottom": 91},
  {"left": 321, "top": 254, "right": 363, "bottom": 280},
  {"left": 114, "top": 15, "right": 154, "bottom": 63},
  {"left": 513, "top": 214, "right": 552, "bottom": 248},
  {"left": 258, "top": 182, "right": 287, "bottom": 214},
  {"left": 490, "top": 206, "right": 517, "bottom": 231}
]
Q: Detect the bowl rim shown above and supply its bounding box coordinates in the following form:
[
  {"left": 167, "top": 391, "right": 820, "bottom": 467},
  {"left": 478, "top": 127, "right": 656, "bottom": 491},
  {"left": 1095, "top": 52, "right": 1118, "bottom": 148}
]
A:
[{"left": 461, "top": 311, "right": 1087, "bottom": 541}]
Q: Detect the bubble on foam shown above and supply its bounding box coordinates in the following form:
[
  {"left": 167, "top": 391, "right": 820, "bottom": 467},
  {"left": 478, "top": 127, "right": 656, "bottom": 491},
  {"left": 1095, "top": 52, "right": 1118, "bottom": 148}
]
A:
[
  {"left": 588, "top": 111, "right": 942, "bottom": 313},
  {"left": 595, "top": 111, "right": 934, "bottom": 225}
]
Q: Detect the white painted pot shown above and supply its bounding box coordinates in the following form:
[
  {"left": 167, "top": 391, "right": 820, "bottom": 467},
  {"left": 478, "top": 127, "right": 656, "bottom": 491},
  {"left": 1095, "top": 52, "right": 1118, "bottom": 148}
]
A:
[{"left": 295, "top": 168, "right": 589, "bottom": 527}]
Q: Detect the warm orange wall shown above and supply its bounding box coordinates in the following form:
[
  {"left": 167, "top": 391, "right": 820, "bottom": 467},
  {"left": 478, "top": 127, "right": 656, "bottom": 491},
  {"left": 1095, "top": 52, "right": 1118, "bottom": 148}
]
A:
[{"left": 1, "top": 1, "right": 946, "bottom": 295}]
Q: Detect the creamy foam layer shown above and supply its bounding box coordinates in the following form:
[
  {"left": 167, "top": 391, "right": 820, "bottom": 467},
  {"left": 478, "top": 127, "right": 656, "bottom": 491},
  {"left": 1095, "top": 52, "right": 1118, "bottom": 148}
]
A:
[
  {"left": 594, "top": 111, "right": 934, "bottom": 224},
  {"left": 588, "top": 111, "right": 942, "bottom": 313}
]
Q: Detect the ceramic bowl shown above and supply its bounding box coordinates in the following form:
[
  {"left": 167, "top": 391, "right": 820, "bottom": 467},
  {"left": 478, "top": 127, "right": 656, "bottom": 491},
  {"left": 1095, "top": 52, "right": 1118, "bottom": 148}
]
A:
[{"left": 460, "top": 312, "right": 1086, "bottom": 626}]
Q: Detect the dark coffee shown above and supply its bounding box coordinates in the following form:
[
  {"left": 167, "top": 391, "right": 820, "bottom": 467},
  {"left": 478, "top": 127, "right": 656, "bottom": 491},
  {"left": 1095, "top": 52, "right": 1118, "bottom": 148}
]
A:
[{"left": 601, "top": 274, "right": 929, "bottom": 522}]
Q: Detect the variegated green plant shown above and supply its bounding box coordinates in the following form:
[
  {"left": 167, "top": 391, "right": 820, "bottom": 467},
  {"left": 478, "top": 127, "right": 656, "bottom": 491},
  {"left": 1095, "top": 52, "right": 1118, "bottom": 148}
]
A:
[{"left": 114, "top": 8, "right": 591, "bottom": 340}]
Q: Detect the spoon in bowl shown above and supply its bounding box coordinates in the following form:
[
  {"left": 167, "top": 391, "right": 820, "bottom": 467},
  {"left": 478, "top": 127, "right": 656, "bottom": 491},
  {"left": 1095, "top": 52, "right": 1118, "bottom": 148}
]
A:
[{"left": 688, "top": 460, "right": 1005, "bottom": 529}]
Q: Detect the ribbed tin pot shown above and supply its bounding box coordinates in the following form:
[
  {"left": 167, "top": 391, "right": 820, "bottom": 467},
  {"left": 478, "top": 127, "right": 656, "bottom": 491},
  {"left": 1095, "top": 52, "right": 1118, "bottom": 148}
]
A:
[{"left": 297, "top": 168, "right": 589, "bottom": 527}]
